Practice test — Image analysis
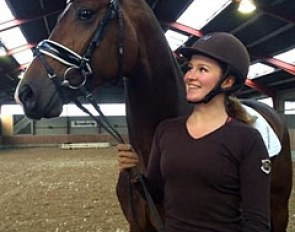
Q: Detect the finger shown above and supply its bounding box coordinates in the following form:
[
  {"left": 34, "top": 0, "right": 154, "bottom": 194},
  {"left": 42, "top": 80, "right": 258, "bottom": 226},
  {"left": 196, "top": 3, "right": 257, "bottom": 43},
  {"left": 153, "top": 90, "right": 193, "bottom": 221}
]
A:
[
  {"left": 118, "top": 160, "right": 138, "bottom": 171},
  {"left": 118, "top": 156, "right": 139, "bottom": 163},
  {"left": 118, "top": 157, "right": 139, "bottom": 167},
  {"left": 118, "top": 154, "right": 138, "bottom": 166},
  {"left": 117, "top": 143, "right": 133, "bottom": 151},
  {"left": 118, "top": 151, "right": 138, "bottom": 159}
]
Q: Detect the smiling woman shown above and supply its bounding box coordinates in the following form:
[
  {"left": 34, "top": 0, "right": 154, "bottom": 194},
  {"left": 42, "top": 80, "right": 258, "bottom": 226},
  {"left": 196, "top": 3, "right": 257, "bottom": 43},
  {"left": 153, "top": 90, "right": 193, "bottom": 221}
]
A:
[{"left": 117, "top": 32, "right": 274, "bottom": 232}]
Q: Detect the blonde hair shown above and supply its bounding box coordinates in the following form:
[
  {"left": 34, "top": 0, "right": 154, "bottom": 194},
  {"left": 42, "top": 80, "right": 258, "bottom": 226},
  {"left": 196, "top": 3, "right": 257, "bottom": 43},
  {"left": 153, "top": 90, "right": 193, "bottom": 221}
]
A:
[{"left": 225, "top": 96, "right": 256, "bottom": 125}]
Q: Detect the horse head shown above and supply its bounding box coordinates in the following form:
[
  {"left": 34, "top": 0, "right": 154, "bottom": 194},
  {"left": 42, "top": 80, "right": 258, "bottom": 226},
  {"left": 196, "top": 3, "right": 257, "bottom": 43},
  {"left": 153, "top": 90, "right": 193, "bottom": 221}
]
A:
[
  {"left": 15, "top": 0, "right": 139, "bottom": 119},
  {"left": 15, "top": 0, "right": 189, "bottom": 162}
]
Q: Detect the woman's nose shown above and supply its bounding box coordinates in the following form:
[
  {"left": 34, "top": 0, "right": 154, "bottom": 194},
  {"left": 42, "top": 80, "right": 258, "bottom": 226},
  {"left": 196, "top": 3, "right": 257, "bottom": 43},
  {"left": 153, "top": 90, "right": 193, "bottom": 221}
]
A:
[{"left": 184, "top": 70, "right": 197, "bottom": 81}]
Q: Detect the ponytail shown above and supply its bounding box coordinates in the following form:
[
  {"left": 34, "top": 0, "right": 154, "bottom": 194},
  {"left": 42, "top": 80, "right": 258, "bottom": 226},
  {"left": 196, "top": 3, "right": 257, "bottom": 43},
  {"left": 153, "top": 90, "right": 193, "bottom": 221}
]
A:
[{"left": 225, "top": 96, "right": 256, "bottom": 125}]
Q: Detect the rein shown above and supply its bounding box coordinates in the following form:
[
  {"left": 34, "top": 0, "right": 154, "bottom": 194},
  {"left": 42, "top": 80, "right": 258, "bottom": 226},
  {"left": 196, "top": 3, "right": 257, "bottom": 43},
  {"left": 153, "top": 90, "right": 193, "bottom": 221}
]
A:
[{"left": 34, "top": 0, "right": 164, "bottom": 231}]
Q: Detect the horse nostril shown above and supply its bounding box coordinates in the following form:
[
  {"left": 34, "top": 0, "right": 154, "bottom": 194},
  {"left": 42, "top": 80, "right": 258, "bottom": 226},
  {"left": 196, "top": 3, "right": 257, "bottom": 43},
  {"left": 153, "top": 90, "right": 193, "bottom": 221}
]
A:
[{"left": 18, "top": 84, "right": 37, "bottom": 111}]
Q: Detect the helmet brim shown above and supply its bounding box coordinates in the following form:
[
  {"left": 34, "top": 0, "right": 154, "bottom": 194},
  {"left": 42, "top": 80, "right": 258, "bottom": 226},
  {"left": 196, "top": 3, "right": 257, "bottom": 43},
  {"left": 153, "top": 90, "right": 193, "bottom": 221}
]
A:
[
  {"left": 178, "top": 47, "right": 202, "bottom": 60},
  {"left": 178, "top": 47, "right": 219, "bottom": 62}
]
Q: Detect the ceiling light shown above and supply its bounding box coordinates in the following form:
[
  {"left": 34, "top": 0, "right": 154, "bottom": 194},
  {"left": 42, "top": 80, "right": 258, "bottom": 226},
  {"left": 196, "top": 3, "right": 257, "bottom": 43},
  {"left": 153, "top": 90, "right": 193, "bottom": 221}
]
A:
[{"left": 238, "top": 0, "right": 256, "bottom": 14}]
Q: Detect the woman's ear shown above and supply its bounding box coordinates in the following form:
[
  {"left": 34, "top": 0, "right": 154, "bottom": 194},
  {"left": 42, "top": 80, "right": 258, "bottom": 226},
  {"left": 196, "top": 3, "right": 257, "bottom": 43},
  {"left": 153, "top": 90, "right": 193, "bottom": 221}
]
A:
[{"left": 221, "top": 75, "right": 235, "bottom": 90}]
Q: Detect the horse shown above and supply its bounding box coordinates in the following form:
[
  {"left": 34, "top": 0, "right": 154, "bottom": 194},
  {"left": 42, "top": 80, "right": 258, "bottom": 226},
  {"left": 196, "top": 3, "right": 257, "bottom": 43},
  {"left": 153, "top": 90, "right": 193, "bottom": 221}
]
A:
[{"left": 14, "top": 0, "right": 292, "bottom": 231}]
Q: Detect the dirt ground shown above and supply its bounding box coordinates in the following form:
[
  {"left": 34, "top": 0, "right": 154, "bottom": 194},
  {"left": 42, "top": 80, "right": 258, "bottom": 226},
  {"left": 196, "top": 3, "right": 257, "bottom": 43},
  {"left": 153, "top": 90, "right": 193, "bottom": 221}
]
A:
[
  {"left": 0, "top": 146, "right": 294, "bottom": 232},
  {"left": 0, "top": 147, "right": 129, "bottom": 232}
]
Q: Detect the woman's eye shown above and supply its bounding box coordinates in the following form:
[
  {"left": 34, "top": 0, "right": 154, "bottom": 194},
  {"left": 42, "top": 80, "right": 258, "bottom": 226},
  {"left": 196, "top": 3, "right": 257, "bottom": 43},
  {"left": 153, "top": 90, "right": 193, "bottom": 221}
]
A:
[
  {"left": 199, "top": 67, "right": 207, "bottom": 72},
  {"left": 78, "top": 9, "right": 95, "bottom": 20}
]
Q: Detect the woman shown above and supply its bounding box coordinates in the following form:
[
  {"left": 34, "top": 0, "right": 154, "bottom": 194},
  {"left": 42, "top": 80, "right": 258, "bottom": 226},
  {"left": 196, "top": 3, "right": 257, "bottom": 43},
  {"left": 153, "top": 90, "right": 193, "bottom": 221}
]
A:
[{"left": 118, "top": 32, "right": 270, "bottom": 232}]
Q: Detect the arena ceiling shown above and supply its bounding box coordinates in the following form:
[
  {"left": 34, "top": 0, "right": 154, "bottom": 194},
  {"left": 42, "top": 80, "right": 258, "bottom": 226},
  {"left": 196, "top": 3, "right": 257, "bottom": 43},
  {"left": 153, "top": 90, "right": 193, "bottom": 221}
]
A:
[{"left": 0, "top": 0, "right": 295, "bottom": 106}]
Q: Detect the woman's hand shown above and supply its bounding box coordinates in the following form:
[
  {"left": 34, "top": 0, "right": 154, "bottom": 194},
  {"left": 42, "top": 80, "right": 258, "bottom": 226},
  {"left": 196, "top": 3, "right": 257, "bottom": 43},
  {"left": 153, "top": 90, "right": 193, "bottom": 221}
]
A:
[{"left": 117, "top": 144, "right": 139, "bottom": 172}]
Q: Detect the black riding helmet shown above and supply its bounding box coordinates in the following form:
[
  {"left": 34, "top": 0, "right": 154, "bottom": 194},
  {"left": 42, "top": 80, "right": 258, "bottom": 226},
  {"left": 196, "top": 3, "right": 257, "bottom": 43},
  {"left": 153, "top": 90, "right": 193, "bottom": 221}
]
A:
[{"left": 178, "top": 32, "right": 250, "bottom": 103}]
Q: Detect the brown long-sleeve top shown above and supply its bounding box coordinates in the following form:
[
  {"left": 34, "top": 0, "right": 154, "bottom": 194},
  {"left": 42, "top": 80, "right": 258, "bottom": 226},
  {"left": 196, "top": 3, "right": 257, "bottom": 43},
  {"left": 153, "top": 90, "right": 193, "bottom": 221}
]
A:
[{"left": 142, "top": 116, "right": 270, "bottom": 232}]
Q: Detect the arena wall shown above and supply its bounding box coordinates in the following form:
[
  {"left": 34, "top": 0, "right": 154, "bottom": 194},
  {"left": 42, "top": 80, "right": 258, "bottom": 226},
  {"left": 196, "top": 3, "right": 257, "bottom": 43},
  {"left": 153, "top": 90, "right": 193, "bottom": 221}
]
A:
[
  {"left": 2, "top": 114, "right": 295, "bottom": 151},
  {"left": 0, "top": 134, "right": 129, "bottom": 147}
]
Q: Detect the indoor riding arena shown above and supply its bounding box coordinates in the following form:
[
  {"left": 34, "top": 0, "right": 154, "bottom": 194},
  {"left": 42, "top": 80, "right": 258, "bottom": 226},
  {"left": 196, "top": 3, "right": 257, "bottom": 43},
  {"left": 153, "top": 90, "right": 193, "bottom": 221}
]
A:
[
  {"left": 1, "top": 0, "right": 295, "bottom": 232},
  {"left": 0, "top": 118, "right": 295, "bottom": 231}
]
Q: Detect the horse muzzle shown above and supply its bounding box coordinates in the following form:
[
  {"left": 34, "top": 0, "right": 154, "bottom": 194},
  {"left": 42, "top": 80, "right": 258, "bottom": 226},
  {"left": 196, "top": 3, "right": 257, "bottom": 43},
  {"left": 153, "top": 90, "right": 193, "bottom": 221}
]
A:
[{"left": 15, "top": 83, "right": 63, "bottom": 119}]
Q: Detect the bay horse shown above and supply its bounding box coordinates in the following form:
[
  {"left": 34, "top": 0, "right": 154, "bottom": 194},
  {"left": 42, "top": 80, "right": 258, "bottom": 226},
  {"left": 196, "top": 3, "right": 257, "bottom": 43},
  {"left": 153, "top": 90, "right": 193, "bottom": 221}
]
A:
[{"left": 15, "top": 0, "right": 292, "bottom": 231}]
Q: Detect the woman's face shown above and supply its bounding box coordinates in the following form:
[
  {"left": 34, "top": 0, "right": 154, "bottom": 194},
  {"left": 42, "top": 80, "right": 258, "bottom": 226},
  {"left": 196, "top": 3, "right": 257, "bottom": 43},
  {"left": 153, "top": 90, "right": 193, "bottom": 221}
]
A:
[{"left": 183, "top": 54, "right": 223, "bottom": 103}]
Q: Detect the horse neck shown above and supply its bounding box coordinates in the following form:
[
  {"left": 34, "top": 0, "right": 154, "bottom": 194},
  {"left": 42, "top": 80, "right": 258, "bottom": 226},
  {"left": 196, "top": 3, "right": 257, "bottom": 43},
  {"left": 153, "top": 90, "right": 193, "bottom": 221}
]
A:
[{"left": 125, "top": 17, "right": 190, "bottom": 166}]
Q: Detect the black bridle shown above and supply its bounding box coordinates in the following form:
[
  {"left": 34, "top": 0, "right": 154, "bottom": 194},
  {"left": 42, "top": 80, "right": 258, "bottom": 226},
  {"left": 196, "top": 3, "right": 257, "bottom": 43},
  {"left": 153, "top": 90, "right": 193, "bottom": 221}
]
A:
[
  {"left": 34, "top": 0, "right": 164, "bottom": 231},
  {"left": 35, "top": 0, "right": 124, "bottom": 143}
]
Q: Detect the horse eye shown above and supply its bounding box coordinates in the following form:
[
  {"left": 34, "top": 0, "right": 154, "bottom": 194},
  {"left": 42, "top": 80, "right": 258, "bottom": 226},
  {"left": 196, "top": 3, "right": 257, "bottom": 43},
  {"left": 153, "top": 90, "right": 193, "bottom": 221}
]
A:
[{"left": 78, "top": 9, "right": 95, "bottom": 21}]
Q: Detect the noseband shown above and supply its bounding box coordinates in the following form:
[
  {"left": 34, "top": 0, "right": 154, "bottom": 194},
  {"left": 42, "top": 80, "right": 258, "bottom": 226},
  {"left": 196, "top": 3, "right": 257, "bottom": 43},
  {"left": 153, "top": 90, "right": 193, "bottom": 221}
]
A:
[{"left": 36, "top": 39, "right": 92, "bottom": 89}]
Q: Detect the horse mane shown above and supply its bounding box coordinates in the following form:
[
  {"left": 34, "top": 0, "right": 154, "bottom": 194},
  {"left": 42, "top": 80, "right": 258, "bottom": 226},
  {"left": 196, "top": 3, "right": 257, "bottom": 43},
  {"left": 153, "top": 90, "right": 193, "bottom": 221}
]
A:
[{"left": 123, "top": 0, "right": 191, "bottom": 166}]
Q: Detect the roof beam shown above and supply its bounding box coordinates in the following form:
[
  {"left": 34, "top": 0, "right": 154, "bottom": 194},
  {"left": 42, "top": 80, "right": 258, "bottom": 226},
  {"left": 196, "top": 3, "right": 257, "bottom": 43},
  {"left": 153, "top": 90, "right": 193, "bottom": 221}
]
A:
[
  {"left": 161, "top": 21, "right": 203, "bottom": 38},
  {"left": 0, "top": 10, "right": 62, "bottom": 33},
  {"left": 246, "top": 24, "right": 294, "bottom": 48},
  {"left": 6, "top": 43, "right": 36, "bottom": 56},
  {"left": 260, "top": 6, "right": 295, "bottom": 25},
  {"left": 245, "top": 79, "right": 276, "bottom": 97},
  {"left": 265, "top": 58, "right": 295, "bottom": 76}
]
